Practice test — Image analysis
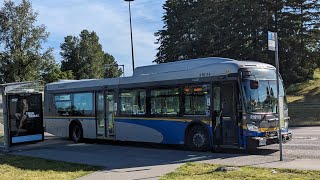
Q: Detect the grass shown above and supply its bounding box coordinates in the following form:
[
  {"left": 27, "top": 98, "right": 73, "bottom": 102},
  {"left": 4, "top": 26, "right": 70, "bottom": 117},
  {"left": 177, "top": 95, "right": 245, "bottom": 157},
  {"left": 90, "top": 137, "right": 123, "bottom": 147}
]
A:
[
  {"left": 161, "top": 162, "right": 320, "bottom": 180},
  {"left": 286, "top": 68, "right": 320, "bottom": 126},
  {"left": 0, "top": 154, "right": 101, "bottom": 180}
]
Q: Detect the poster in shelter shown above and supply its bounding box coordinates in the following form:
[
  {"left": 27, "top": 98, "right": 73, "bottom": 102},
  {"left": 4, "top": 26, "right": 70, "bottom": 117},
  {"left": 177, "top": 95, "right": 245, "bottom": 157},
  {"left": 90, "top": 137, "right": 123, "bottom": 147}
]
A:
[{"left": 7, "top": 94, "right": 43, "bottom": 144}]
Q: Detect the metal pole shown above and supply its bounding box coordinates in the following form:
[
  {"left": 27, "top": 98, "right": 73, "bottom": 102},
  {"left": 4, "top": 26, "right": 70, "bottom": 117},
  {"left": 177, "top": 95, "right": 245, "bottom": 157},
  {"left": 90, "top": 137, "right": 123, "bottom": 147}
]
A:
[
  {"left": 128, "top": 1, "right": 135, "bottom": 72},
  {"left": 275, "top": 0, "right": 283, "bottom": 162},
  {"left": 275, "top": 33, "right": 283, "bottom": 161}
]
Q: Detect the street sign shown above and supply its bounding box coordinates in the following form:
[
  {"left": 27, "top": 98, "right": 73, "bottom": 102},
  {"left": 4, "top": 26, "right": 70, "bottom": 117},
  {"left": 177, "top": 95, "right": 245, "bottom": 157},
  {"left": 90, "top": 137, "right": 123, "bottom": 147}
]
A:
[{"left": 268, "top": 31, "right": 276, "bottom": 51}]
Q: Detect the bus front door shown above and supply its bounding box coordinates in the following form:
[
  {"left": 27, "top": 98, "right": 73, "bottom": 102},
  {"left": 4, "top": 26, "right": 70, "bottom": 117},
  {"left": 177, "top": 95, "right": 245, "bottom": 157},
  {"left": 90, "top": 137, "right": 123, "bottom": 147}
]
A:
[
  {"left": 96, "top": 91, "right": 115, "bottom": 139},
  {"left": 212, "top": 82, "right": 238, "bottom": 147}
]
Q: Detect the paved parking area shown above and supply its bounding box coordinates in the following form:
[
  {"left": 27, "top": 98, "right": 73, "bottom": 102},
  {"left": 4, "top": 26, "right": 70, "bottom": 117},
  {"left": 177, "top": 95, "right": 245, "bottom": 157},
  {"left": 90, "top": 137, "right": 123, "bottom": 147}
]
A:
[
  {"left": 9, "top": 138, "right": 279, "bottom": 180},
  {"left": 6, "top": 127, "right": 320, "bottom": 180}
]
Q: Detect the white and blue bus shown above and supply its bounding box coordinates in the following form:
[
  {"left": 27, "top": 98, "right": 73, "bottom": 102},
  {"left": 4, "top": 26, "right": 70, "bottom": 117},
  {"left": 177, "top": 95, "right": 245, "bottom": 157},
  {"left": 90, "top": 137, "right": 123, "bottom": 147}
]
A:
[{"left": 44, "top": 57, "right": 292, "bottom": 151}]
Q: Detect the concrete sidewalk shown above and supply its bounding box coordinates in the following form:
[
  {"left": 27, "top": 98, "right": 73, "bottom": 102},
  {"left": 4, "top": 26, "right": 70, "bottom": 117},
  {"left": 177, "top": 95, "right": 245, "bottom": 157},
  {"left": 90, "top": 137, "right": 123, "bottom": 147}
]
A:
[{"left": 78, "top": 156, "right": 320, "bottom": 180}]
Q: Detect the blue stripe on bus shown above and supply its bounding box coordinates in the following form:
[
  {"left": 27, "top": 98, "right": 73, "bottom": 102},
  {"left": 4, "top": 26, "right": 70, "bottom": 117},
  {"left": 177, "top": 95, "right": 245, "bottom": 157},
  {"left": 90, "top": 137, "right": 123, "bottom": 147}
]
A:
[
  {"left": 12, "top": 134, "right": 43, "bottom": 143},
  {"left": 116, "top": 118, "right": 188, "bottom": 144}
]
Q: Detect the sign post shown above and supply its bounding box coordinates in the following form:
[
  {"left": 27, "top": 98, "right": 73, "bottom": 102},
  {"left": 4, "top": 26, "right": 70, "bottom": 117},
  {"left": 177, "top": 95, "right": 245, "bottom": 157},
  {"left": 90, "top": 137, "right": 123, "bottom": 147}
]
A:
[{"left": 268, "top": 31, "right": 283, "bottom": 161}]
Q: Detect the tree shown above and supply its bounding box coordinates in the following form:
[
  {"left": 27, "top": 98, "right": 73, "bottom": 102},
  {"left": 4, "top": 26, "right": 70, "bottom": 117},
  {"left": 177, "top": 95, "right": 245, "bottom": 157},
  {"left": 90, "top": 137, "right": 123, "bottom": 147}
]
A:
[
  {"left": 0, "top": 0, "right": 55, "bottom": 83},
  {"left": 155, "top": 0, "right": 201, "bottom": 63},
  {"left": 277, "top": 0, "right": 320, "bottom": 84},
  {"left": 42, "top": 63, "right": 74, "bottom": 83},
  {"left": 60, "top": 30, "right": 122, "bottom": 79},
  {"left": 155, "top": 0, "right": 320, "bottom": 85},
  {"left": 60, "top": 35, "right": 80, "bottom": 76},
  {"left": 103, "top": 53, "right": 123, "bottom": 78}
]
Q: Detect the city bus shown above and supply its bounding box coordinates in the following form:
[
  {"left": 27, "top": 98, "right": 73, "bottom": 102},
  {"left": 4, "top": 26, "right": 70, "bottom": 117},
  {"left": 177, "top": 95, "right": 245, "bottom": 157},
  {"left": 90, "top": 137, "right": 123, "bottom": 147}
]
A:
[{"left": 44, "top": 57, "right": 292, "bottom": 151}]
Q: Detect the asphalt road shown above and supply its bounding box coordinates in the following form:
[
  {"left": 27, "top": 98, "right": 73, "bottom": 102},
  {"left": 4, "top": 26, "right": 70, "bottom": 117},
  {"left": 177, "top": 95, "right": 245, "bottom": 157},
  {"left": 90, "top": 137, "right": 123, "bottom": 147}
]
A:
[
  {"left": 261, "top": 126, "right": 320, "bottom": 159},
  {"left": 10, "top": 126, "right": 320, "bottom": 161},
  {"left": 7, "top": 126, "right": 319, "bottom": 180}
]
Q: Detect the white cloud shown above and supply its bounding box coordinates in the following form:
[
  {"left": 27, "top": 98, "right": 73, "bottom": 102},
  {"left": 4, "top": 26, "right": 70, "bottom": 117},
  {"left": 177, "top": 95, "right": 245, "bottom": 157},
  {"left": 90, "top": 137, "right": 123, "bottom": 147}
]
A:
[{"left": 17, "top": 0, "right": 165, "bottom": 76}]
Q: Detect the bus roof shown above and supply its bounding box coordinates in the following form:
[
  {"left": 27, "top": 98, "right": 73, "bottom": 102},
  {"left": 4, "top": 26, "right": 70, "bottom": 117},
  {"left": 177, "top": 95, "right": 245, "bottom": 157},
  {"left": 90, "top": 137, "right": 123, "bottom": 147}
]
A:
[{"left": 46, "top": 57, "right": 275, "bottom": 91}]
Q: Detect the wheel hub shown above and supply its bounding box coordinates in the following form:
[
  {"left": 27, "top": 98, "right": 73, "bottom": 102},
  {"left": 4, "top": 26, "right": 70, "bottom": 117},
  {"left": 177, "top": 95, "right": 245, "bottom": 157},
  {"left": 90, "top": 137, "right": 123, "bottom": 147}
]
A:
[{"left": 193, "top": 132, "right": 206, "bottom": 147}]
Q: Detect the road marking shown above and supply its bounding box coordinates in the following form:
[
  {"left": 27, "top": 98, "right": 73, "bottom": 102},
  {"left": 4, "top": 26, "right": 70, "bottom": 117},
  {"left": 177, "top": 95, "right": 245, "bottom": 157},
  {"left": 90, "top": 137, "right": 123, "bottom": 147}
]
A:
[
  {"left": 284, "top": 144, "right": 320, "bottom": 147},
  {"left": 291, "top": 133, "right": 320, "bottom": 135},
  {"left": 294, "top": 137, "right": 318, "bottom": 140}
]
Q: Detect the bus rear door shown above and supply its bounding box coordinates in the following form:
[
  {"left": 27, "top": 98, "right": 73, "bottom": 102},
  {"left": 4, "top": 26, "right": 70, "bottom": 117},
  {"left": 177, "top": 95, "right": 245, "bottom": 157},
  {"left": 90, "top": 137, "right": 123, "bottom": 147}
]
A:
[{"left": 95, "top": 91, "right": 115, "bottom": 139}]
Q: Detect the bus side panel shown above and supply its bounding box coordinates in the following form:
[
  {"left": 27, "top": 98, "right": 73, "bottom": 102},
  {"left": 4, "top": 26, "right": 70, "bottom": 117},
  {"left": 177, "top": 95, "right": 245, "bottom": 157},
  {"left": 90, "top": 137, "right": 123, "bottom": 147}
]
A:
[
  {"left": 45, "top": 118, "right": 96, "bottom": 139},
  {"left": 115, "top": 117, "right": 187, "bottom": 144},
  {"left": 78, "top": 118, "right": 96, "bottom": 139},
  {"left": 45, "top": 118, "right": 69, "bottom": 138}
]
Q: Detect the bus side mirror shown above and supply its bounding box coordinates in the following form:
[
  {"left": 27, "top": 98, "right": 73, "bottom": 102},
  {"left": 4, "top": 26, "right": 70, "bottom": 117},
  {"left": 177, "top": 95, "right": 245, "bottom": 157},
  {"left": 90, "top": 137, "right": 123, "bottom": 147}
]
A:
[{"left": 250, "top": 80, "right": 259, "bottom": 89}]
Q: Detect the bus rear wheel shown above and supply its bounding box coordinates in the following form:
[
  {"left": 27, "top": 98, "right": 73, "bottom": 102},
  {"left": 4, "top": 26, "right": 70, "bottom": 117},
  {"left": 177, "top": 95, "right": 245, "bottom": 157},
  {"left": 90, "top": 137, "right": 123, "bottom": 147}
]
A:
[
  {"left": 186, "top": 125, "right": 209, "bottom": 151},
  {"left": 70, "top": 122, "right": 83, "bottom": 143}
]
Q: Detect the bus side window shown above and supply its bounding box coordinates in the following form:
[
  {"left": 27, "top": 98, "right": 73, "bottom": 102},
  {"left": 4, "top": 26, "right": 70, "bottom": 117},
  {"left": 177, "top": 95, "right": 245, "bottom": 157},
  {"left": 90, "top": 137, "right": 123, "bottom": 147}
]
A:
[
  {"left": 54, "top": 94, "right": 71, "bottom": 116},
  {"left": 150, "top": 88, "right": 180, "bottom": 116},
  {"left": 73, "top": 93, "right": 94, "bottom": 116},
  {"left": 184, "top": 84, "right": 210, "bottom": 115},
  {"left": 120, "top": 90, "right": 146, "bottom": 116}
]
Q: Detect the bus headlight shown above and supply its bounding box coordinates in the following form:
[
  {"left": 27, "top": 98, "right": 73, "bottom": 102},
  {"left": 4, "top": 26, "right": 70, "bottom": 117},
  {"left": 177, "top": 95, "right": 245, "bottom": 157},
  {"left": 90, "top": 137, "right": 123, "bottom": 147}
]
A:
[{"left": 247, "top": 124, "right": 259, "bottom": 132}]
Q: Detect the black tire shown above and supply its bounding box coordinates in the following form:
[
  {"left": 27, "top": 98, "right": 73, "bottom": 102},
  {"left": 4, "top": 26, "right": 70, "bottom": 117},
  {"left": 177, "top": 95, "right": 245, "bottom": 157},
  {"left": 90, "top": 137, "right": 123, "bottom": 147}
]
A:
[
  {"left": 70, "top": 122, "right": 83, "bottom": 143},
  {"left": 186, "top": 125, "right": 210, "bottom": 151}
]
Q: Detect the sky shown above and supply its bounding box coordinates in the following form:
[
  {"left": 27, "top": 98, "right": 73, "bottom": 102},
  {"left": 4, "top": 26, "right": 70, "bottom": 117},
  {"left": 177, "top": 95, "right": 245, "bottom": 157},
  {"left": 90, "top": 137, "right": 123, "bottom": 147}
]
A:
[{"left": 13, "top": 0, "right": 166, "bottom": 76}]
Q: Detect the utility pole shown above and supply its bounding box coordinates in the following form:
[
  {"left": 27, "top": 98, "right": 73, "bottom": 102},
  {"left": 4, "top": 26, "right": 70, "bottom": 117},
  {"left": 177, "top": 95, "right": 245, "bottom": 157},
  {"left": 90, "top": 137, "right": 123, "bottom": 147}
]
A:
[
  {"left": 268, "top": 0, "right": 283, "bottom": 161},
  {"left": 275, "top": 32, "right": 283, "bottom": 162},
  {"left": 124, "top": 0, "right": 135, "bottom": 72}
]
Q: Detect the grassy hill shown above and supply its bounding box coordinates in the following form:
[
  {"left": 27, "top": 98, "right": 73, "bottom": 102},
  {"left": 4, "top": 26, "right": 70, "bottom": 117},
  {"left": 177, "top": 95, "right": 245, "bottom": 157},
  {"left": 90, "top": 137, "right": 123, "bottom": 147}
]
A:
[{"left": 286, "top": 68, "right": 320, "bottom": 126}]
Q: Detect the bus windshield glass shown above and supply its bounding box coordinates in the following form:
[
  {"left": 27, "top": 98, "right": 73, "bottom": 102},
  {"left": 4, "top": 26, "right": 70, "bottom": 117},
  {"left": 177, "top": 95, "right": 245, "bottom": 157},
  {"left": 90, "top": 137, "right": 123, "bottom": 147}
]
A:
[{"left": 241, "top": 69, "right": 285, "bottom": 113}]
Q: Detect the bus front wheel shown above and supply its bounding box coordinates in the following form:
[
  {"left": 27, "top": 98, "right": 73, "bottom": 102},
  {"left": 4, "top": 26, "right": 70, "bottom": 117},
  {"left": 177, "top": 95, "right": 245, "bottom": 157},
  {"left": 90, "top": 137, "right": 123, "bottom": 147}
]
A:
[
  {"left": 70, "top": 122, "right": 83, "bottom": 143},
  {"left": 186, "top": 125, "right": 209, "bottom": 151}
]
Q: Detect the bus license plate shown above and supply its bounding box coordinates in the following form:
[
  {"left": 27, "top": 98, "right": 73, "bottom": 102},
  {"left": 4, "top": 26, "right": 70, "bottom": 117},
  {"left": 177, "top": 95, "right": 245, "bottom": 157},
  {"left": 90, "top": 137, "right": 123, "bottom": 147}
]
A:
[{"left": 259, "top": 138, "right": 267, "bottom": 146}]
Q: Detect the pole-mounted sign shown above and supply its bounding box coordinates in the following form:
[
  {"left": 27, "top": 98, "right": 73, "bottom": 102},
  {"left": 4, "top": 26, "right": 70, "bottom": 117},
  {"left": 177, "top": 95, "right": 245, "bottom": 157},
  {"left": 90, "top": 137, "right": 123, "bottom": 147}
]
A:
[
  {"left": 268, "top": 31, "right": 276, "bottom": 51},
  {"left": 268, "top": 31, "right": 283, "bottom": 161}
]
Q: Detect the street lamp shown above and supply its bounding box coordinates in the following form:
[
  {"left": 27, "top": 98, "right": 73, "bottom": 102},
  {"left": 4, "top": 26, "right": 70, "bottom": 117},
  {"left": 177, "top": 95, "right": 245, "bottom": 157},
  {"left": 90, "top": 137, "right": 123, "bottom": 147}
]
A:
[
  {"left": 124, "top": 0, "right": 135, "bottom": 72},
  {"left": 105, "top": 64, "right": 125, "bottom": 77}
]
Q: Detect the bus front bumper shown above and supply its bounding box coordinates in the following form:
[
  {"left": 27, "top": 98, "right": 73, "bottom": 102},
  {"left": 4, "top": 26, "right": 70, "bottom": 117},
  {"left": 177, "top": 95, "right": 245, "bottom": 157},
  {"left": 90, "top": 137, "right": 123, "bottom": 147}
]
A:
[{"left": 247, "top": 132, "right": 292, "bottom": 147}]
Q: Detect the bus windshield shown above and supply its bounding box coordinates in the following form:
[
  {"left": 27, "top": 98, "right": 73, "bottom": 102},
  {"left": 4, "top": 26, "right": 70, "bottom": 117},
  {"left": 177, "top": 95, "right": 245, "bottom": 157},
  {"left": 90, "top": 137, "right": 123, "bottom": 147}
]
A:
[{"left": 241, "top": 69, "right": 285, "bottom": 113}]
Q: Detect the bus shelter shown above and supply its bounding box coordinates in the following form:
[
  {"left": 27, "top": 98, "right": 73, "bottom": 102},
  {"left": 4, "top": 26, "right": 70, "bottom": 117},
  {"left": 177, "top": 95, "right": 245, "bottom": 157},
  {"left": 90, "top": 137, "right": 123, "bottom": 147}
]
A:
[{"left": 0, "top": 81, "right": 44, "bottom": 150}]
